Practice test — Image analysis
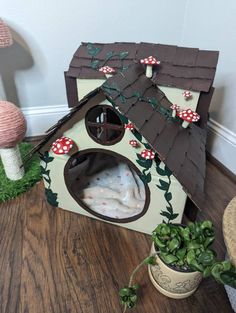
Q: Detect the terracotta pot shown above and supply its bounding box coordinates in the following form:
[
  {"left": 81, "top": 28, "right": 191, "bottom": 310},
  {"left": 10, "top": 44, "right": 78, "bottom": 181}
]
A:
[{"left": 148, "top": 243, "right": 202, "bottom": 299}]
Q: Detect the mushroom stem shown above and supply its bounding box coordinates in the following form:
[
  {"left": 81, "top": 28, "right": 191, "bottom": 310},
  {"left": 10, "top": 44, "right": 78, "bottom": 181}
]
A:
[
  {"left": 145, "top": 65, "right": 153, "bottom": 78},
  {"left": 0, "top": 145, "right": 24, "bottom": 180},
  {"left": 172, "top": 110, "right": 176, "bottom": 118},
  {"left": 182, "top": 120, "right": 190, "bottom": 128},
  {"left": 105, "top": 74, "right": 113, "bottom": 79}
]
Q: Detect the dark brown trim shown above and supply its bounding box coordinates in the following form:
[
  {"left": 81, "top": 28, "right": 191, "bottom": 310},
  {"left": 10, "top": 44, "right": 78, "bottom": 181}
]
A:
[
  {"left": 64, "top": 72, "right": 79, "bottom": 108},
  {"left": 64, "top": 148, "right": 151, "bottom": 223},
  {"left": 85, "top": 105, "right": 125, "bottom": 146},
  {"left": 206, "top": 152, "right": 236, "bottom": 184}
]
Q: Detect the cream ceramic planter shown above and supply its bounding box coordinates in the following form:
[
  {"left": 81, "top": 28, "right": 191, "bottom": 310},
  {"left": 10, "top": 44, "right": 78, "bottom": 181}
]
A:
[{"left": 148, "top": 243, "right": 202, "bottom": 299}]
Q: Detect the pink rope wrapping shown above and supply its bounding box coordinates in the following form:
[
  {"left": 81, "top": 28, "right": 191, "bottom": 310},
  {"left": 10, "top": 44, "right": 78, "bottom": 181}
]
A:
[
  {"left": 0, "top": 101, "right": 26, "bottom": 148},
  {"left": 0, "top": 18, "right": 13, "bottom": 48}
]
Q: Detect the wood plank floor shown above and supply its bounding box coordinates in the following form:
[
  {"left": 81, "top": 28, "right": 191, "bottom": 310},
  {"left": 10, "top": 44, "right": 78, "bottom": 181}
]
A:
[{"left": 0, "top": 160, "right": 235, "bottom": 313}]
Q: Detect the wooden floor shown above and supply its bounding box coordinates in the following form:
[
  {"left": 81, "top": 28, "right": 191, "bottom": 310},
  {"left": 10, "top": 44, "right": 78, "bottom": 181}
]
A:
[{"left": 0, "top": 160, "right": 235, "bottom": 313}]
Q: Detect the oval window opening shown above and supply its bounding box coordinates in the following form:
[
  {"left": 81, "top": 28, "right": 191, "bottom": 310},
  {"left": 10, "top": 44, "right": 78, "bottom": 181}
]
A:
[{"left": 64, "top": 149, "right": 150, "bottom": 223}]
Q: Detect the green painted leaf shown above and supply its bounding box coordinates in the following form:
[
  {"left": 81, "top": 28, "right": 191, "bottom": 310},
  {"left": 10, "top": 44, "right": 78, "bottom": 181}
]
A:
[
  {"left": 156, "top": 166, "right": 166, "bottom": 176},
  {"left": 143, "top": 143, "right": 152, "bottom": 149},
  {"left": 168, "top": 213, "right": 179, "bottom": 221},
  {"left": 132, "top": 91, "right": 140, "bottom": 98},
  {"left": 164, "top": 165, "right": 172, "bottom": 177},
  {"left": 165, "top": 192, "right": 172, "bottom": 202},
  {"left": 132, "top": 129, "right": 142, "bottom": 142},
  {"left": 87, "top": 43, "right": 101, "bottom": 56},
  {"left": 140, "top": 172, "right": 151, "bottom": 184},
  {"left": 166, "top": 206, "right": 173, "bottom": 214},
  {"left": 91, "top": 60, "right": 100, "bottom": 69},
  {"left": 105, "top": 51, "right": 114, "bottom": 59},
  {"left": 119, "top": 95, "right": 126, "bottom": 103},
  {"left": 45, "top": 188, "right": 58, "bottom": 207},
  {"left": 120, "top": 51, "right": 129, "bottom": 59},
  {"left": 160, "top": 211, "right": 171, "bottom": 219},
  {"left": 43, "top": 176, "right": 51, "bottom": 185},
  {"left": 157, "top": 179, "right": 169, "bottom": 191},
  {"left": 136, "top": 159, "right": 152, "bottom": 169},
  {"left": 149, "top": 97, "right": 158, "bottom": 108}
]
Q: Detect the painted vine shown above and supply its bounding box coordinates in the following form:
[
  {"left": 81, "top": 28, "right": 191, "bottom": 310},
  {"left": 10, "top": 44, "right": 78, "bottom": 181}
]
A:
[
  {"left": 87, "top": 43, "right": 129, "bottom": 71},
  {"left": 40, "top": 151, "right": 59, "bottom": 207}
]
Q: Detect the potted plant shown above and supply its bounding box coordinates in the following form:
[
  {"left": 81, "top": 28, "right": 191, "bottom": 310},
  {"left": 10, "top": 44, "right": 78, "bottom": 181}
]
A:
[{"left": 119, "top": 221, "right": 236, "bottom": 311}]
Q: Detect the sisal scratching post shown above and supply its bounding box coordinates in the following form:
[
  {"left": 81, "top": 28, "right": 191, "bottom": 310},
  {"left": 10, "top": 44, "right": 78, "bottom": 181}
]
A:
[
  {"left": 0, "top": 18, "right": 13, "bottom": 48},
  {"left": 0, "top": 101, "right": 27, "bottom": 180}
]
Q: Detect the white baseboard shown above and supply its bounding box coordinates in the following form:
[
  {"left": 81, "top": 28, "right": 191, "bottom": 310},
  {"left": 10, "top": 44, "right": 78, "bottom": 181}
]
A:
[
  {"left": 207, "top": 118, "right": 236, "bottom": 175},
  {"left": 22, "top": 104, "right": 69, "bottom": 137},
  {"left": 22, "top": 104, "right": 236, "bottom": 175}
]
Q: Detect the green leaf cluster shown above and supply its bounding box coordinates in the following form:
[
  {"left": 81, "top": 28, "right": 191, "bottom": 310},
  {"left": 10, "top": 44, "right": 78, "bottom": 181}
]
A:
[
  {"left": 152, "top": 222, "right": 236, "bottom": 288},
  {"left": 119, "top": 284, "right": 139, "bottom": 309}
]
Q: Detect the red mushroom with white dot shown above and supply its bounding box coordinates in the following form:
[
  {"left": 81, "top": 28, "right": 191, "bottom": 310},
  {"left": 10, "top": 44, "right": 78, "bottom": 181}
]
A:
[
  {"left": 140, "top": 56, "right": 160, "bottom": 78},
  {"left": 51, "top": 137, "right": 74, "bottom": 155},
  {"left": 141, "top": 149, "right": 155, "bottom": 160},
  {"left": 129, "top": 139, "right": 139, "bottom": 148},
  {"left": 170, "top": 104, "right": 180, "bottom": 118},
  {"left": 124, "top": 123, "right": 135, "bottom": 131},
  {"left": 183, "top": 90, "right": 192, "bottom": 100},
  {"left": 99, "top": 66, "right": 115, "bottom": 78},
  {"left": 177, "top": 109, "right": 200, "bottom": 128}
]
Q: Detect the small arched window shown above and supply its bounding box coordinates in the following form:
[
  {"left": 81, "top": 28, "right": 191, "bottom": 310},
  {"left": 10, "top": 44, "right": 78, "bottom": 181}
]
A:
[{"left": 85, "top": 105, "right": 124, "bottom": 145}]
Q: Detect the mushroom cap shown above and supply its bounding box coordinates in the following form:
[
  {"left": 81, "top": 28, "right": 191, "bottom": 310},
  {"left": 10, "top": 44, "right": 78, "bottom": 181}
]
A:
[
  {"left": 170, "top": 104, "right": 180, "bottom": 110},
  {"left": 99, "top": 66, "right": 115, "bottom": 74},
  {"left": 51, "top": 137, "right": 74, "bottom": 155},
  {"left": 129, "top": 139, "right": 138, "bottom": 147},
  {"left": 140, "top": 56, "right": 160, "bottom": 65},
  {"left": 0, "top": 101, "right": 26, "bottom": 148},
  {"left": 141, "top": 149, "right": 155, "bottom": 160},
  {"left": 0, "top": 18, "right": 13, "bottom": 48},
  {"left": 183, "top": 90, "right": 192, "bottom": 98},
  {"left": 124, "top": 123, "right": 135, "bottom": 130},
  {"left": 177, "top": 109, "right": 200, "bottom": 122}
]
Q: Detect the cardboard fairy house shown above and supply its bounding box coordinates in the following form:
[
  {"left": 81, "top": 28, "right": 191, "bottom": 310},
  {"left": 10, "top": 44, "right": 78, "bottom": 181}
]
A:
[{"left": 30, "top": 42, "right": 219, "bottom": 234}]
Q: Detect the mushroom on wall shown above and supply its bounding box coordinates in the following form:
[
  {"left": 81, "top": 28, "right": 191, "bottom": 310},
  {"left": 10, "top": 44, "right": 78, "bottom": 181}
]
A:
[
  {"left": 99, "top": 66, "right": 115, "bottom": 79},
  {"left": 177, "top": 109, "right": 200, "bottom": 128},
  {"left": 140, "top": 56, "right": 160, "bottom": 78},
  {"left": 0, "top": 101, "right": 26, "bottom": 180}
]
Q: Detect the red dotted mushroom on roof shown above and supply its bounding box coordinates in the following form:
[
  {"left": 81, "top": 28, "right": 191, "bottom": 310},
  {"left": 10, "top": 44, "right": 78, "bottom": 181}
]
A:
[
  {"left": 177, "top": 109, "right": 200, "bottom": 128},
  {"left": 51, "top": 137, "right": 74, "bottom": 155},
  {"left": 170, "top": 104, "right": 180, "bottom": 118},
  {"left": 99, "top": 66, "right": 115, "bottom": 78},
  {"left": 140, "top": 56, "right": 160, "bottom": 78}
]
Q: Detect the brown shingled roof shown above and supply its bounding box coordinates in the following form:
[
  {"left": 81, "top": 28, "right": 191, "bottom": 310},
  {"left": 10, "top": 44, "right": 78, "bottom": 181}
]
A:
[
  {"left": 101, "top": 63, "right": 207, "bottom": 207},
  {"left": 67, "top": 42, "right": 219, "bottom": 92}
]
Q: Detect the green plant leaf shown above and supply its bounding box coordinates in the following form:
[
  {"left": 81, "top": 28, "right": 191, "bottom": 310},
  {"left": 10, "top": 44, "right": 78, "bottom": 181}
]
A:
[
  {"left": 168, "top": 238, "right": 180, "bottom": 252},
  {"left": 157, "top": 179, "right": 169, "bottom": 191},
  {"left": 176, "top": 247, "right": 187, "bottom": 260},
  {"left": 160, "top": 253, "right": 178, "bottom": 264},
  {"left": 220, "top": 271, "right": 236, "bottom": 288},
  {"left": 145, "top": 256, "right": 156, "bottom": 265},
  {"left": 198, "top": 250, "right": 216, "bottom": 267}
]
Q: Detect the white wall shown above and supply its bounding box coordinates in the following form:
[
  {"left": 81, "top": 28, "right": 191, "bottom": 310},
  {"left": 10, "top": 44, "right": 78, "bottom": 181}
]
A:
[{"left": 1, "top": 0, "right": 236, "bottom": 173}]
